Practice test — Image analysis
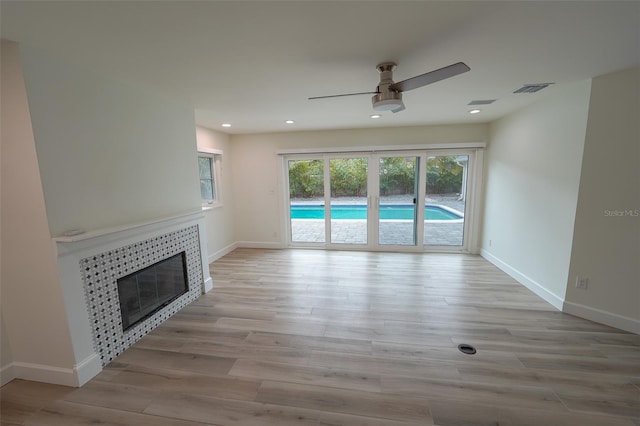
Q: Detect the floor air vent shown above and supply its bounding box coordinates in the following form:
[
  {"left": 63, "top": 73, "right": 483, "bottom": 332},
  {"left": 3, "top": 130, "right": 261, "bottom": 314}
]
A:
[{"left": 458, "top": 343, "right": 477, "bottom": 355}]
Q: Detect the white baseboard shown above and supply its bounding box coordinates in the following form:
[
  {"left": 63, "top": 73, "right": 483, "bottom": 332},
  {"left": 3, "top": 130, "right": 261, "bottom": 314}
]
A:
[
  {"left": 480, "top": 249, "right": 564, "bottom": 310},
  {"left": 203, "top": 277, "right": 213, "bottom": 293},
  {"left": 208, "top": 242, "right": 239, "bottom": 264},
  {"left": 1, "top": 353, "right": 102, "bottom": 388},
  {"left": 11, "top": 362, "right": 78, "bottom": 387},
  {"left": 563, "top": 301, "right": 640, "bottom": 335},
  {"left": 481, "top": 249, "right": 639, "bottom": 335},
  {"left": 0, "top": 363, "right": 16, "bottom": 387},
  {"left": 74, "top": 353, "right": 102, "bottom": 387},
  {"left": 207, "top": 241, "right": 284, "bottom": 265},
  {"left": 236, "top": 241, "right": 284, "bottom": 250}
]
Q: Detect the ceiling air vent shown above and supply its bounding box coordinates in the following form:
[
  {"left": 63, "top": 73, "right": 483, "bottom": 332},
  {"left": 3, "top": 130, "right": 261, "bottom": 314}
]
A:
[
  {"left": 513, "top": 83, "right": 554, "bottom": 94},
  {"left": 468, "top": 99, "right": 496, "bottom": 105}
]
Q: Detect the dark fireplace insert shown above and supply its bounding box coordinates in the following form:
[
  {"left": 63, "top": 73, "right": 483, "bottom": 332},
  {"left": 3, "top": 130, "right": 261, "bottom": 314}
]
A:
[{"left": 117, "top": 251, "right": 189, "bottom": 331}]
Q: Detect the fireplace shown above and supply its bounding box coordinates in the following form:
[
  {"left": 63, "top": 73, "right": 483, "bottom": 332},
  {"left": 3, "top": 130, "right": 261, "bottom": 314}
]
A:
[
  {"left": 79, "top": 223, "right": 208, "bottom": 366},
  {"left": 117, "top": 251, "right": 189, "bottom": 331},
  {"left": 48, "top": 210, "right": 213, "bottom": 387}
]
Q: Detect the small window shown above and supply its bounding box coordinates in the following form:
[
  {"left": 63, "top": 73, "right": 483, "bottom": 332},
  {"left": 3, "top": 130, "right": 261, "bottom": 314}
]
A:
[{"left": 198, "top": 152, "right": 221, "bottom": 206}]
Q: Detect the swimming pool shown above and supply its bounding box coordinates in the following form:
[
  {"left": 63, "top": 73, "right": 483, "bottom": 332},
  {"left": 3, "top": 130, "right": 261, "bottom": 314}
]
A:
[{"left": 290, "top": 204, "right": 463, "bottom": 220}]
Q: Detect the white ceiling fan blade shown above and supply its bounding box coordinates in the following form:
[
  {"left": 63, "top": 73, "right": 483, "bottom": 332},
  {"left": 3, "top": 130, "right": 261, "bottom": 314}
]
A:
[
  {"left": 308, "top": 91, "right": 378, "bottom": 100},
  {"left": 390, "top": 62, "right": 470, "bottom": 93}
]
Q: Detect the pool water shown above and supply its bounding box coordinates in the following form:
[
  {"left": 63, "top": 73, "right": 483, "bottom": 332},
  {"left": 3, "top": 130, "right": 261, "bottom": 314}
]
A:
[{"left": 290, "top": 204, "right": 463, "bottom": 220}]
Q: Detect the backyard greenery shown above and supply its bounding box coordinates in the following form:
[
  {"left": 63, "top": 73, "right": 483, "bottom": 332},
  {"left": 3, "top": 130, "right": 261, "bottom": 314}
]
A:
[
  {"left": 379, "top": 157, "right": 416, "bottom": 196},
  {"left": 426, "top": 156, "right": 465, "bottom": 194},
  {"left": 288, "top": 156, "right": 464, "bottom": 198},
  {"left": 287, "top": 159, "right": 323, "bottom": 198},
  {"left": 330, "top": 158, "right": 368, "bottom": 197}
]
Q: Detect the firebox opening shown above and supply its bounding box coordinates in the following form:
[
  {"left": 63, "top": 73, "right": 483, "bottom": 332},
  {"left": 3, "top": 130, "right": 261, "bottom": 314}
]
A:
[{"left": 117, "top": 251, "right": 189, "bottom": 331}]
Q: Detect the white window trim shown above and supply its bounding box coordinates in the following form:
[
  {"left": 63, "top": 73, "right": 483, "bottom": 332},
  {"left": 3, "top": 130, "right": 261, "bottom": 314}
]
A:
[
  {"left": 199, "top": 147, "right": 224, "bottom": 155},
  {"left": 275, "top": 141, "right": 485, "bottom": 155},
  {"left": 198, "top": 150, "right": 223, "bottom": 209}
]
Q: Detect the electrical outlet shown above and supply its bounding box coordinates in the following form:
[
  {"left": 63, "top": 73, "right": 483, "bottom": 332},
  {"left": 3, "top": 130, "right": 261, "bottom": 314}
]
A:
[{"left": 576, "top": 277, "right": 588, "bottom": 289}]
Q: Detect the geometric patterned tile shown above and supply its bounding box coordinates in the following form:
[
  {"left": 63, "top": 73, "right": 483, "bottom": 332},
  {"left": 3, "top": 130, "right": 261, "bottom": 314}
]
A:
[{"left": 80, "top": 225, "right": 203, "bottom": 365}]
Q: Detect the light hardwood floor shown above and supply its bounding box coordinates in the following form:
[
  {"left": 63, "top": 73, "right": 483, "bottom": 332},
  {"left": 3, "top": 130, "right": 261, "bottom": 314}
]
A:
[{"left": 2, "top": 249, "right": 639, "bottom": 425}]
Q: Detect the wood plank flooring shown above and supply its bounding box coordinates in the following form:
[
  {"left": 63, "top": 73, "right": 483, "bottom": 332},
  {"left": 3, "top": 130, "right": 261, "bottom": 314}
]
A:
[{"left": 2, "top": 248, "right": 639, "bottom": 425}]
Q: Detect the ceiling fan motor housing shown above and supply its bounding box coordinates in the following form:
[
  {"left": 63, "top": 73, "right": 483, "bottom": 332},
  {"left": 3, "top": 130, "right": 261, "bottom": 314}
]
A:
[
  {"left": 372, "top": 62, "right": 405, "bottom": 111},
  {"left": 372, "top": 91, "right": 403, "bottom": 111}
]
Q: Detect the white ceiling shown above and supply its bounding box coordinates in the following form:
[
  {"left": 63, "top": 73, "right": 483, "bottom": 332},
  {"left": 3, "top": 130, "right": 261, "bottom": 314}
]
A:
[{"left": 2, "top": 1, "right": 639, "bottom": 134}]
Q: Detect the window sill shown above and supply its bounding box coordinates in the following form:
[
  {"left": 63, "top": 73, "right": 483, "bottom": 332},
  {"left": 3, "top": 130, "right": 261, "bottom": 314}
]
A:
[{"left": 202, "top": 203, "right": 223, "bottom": 211}]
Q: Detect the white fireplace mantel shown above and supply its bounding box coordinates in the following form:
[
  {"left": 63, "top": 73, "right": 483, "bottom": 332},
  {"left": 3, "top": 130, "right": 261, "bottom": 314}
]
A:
[{"left": 53, "top": 208, "right": 209, "bottom": 246}]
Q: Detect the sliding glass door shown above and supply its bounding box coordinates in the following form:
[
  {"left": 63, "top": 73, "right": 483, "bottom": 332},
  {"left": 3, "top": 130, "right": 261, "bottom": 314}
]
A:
[
  {"left": 288, "top": 159, "right": 325, "bottom": 244},
  {"left": 286, "top": 149, "right": 475, "bottom": 251},
  {"left": 288, "top": 156, "right": 370, "bottom": 248},
  {"left": 378, "top": 156, "right": 420, "bottom": 246},
  {"left": 424, "top": 154, "right": 468, "bottom": 247},
  {"left": 330, "top": 157, "right": 369, "bottom": 245}
]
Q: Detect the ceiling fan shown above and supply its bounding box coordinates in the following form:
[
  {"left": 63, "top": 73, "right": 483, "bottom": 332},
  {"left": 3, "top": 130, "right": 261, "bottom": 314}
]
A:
[{"left": 309, "top": 61, "right": 470, "bottom": 113}]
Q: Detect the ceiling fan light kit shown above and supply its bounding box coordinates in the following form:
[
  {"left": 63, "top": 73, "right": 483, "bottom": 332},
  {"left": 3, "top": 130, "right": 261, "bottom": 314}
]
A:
[
  {"left": 372, "top": 91, "right": 405, "bottom": 112},
  {"left": 309, "top": 61, "right": 470, "bottom": 114}
]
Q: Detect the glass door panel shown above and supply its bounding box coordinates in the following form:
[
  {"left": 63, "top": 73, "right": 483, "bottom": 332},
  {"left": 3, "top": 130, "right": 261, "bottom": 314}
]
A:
[
  {"left": 329, "top": 157, "right": 368, "bottom": 245},
  {"left": 287, "top": 151, "right": 474, "bottom": 251},
  {"left": 424, "top": 155, "right": 468, "bottom": 246},
  {"left": 378, "top": 156, "right": 419, "bottom": 245},
  {"left": 288, "top": 159, "right": 325, "bottom": 243}
]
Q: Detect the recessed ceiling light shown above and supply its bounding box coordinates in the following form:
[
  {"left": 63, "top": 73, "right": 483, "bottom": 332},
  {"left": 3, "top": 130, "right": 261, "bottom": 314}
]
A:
[
  {"left": 370, "top": 114, "right": 381, "bottom": 119},
  {"left": 285, "top": 120, "right": 295, "bottom": 124},
  {"left": 221, "top": 123, "right": 231, "bottom": 128},
  {"left": 468, "top": 109, "right": 481, "bottom": 114}
]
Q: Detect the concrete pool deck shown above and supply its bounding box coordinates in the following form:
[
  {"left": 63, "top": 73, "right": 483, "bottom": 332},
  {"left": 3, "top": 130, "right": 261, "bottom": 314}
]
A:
[{"left": 290, "top": 194, "right": 465, "bottom": 246}]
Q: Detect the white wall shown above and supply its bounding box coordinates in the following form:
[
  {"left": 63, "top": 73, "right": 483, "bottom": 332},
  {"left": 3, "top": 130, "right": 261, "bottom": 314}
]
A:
[
  {"left": 565, "top": 67, "right": 639, "bottom": 333},
  {"left": 20, "top": 46, "right": 201, "bottom": 237},
  {"left": 1, "top": 41, "right": 206, "bottom": 386},
  {"left": 0, "top": 49, "right": 6, "bottom": 380},
  {"left": 230, "top": 124, "right": 488, "bottom": 246},
  {"left": 196, "top": 126, "right": 236, "bottom": 261},
  {"left": 481, "top": 80, "right": 592, "bottom": 309},
  {"left": 0, "top": 310, "right": 13, "bottom": 385},
  {"left": 1, "top": 40, "right": 77, "bottom": 385}
]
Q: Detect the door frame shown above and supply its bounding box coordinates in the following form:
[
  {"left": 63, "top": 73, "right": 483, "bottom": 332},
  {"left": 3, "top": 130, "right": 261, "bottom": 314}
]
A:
[
  {"left": 422, "top": 148, "right": 480, "bottom": 253},
  {"left": 369, "top": 151, "right": 426, "bottom": 251},
  {"left": 325, "top": 152, "right": 372, "bottom": 250},
  {"left": 282, "top": 147, "right": 483, "bottom": 253}
]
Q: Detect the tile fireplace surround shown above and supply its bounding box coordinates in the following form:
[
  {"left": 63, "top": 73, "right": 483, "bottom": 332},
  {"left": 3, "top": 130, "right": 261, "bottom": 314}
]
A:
[{"left": 53, "top": 210, "right": 212, "bottom": 386}]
